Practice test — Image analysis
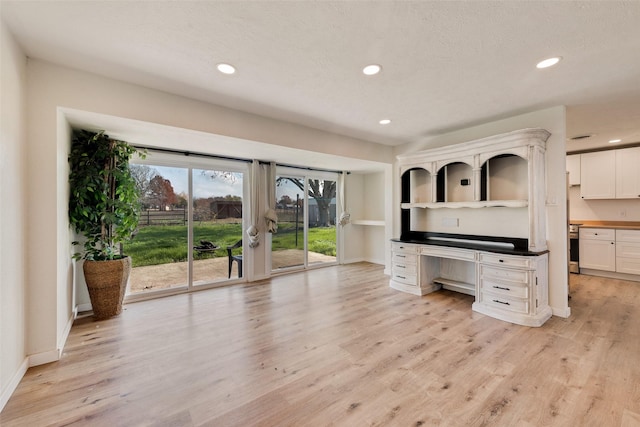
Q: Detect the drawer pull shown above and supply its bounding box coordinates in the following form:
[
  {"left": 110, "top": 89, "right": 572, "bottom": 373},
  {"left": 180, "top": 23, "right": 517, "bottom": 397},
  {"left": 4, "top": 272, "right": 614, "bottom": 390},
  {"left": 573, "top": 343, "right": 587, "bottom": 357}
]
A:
[
  {"left": 397, "top": 255, "right": 406, "bottom": 258},
  {"left": 397, "top": 275, "right": 406, "bottom": 279},
  {"left": 493, "top": 299, "right": 510, "bottom": 305},
  {"left": 493, "top": 285, "right": 511, "bottom": 291},
  {"left": 499, "top": 259, "right": 504, "bottom": 263},
  {"left": 397, "top": 265, "right": 405, "bottom": 268}
]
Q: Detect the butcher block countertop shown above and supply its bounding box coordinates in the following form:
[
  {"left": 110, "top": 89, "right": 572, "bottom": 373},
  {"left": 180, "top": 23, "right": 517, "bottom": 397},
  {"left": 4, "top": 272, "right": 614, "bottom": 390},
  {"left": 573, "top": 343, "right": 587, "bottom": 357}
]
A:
[{"left": 573, "top": 220, "right": 640, "bottom": 230}]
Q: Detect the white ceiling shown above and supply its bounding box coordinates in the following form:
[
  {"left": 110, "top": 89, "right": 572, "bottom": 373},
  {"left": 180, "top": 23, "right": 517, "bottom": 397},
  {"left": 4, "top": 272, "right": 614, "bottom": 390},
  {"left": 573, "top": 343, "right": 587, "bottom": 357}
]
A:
[{"left": 3, "top": 1, "right": 640, "bottom": 153}]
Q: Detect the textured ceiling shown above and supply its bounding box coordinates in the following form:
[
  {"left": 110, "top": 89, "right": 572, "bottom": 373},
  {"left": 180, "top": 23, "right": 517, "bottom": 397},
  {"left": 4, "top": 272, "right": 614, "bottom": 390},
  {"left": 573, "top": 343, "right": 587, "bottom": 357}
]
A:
[{"left": 3, "top": 1, "right": 640, "bottom": 151}]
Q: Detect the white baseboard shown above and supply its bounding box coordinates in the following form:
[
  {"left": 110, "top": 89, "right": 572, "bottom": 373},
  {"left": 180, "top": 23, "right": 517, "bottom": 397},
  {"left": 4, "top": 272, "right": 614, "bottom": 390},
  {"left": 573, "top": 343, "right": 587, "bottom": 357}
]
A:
[
  {"left": 552, "top": 306, "right": 571, "bottom": 318},
  {"left": 249, "top": 273, "right": 270, "bottom": 282},
  {"left": 58, "top": 314, "right": 74, "bottom": 354},
  {"left": 580, "top": 269, "right": 640, "bottom": 282},
  {"left": 344, "top": 257, "right": 385, "bottom": 266},
  {"left": 0, "top": 357, "right": 28, "bottom": 412},
  {"left": 29, "top": 349, "right": 60, "bottom": 367},
  {"left": 76, "top": 302, "right": 92, "bottom": 314}
]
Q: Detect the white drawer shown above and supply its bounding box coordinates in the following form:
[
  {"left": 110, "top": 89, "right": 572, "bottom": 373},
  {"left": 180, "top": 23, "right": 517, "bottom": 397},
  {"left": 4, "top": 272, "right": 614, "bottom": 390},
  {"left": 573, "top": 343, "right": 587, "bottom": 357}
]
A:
[
  {"left": 480, "top": 278, "right": 529, "bottom": 299},
  {"left": 616, "top": 229, "right": 640, "bottom": 243},
  {"left": 616, "top": 241, "right": 640, "bottom": 258},
  {"left": 616, "top": 257, "right": 640, "bottom": 275},
  {"left": 580, "top": 228, "right": 615, "bottom": 241},
  {"left": 392, "top": 253, "right": 417, "bottom": 265},
  {"left": 420, "top": 246, "right": 476, "bottom": 261},
  {"left": 392, "top": 262, "right": 417, "bottom": 274},
  {"left": 480, "top": 265, "right": 529, "bottom": 284},
  {"left": 391, "top": 271, "right": 417, "bottom": 286},
  {"left": 481, "top": 292, "right": 529, "bottom": 314},
  {"left": 479, "top": 253, "right": 532, "bottom": 269},
  {"left": 391, "top": 242, "right": 418, "bottom": 254}
]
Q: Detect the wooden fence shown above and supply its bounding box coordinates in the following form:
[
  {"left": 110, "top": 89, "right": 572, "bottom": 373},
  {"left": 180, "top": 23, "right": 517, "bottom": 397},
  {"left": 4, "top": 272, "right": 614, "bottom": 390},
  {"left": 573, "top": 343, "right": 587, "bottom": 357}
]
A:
[{"left": 140, "top": 209, "right": 187, "bottom": 226}]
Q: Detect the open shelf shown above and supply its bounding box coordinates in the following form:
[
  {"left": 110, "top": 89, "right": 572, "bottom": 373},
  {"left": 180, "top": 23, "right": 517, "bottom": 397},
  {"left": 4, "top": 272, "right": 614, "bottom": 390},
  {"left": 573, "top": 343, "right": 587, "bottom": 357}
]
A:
[
  {"left": 401, "top": 200, "right": 528, "bottom": 209},
  {"left": 433, "top": 277, "right": 475, "bottom": 296},
  {"left": 351, "top": 219, "right": 385, "bottom": 226}
]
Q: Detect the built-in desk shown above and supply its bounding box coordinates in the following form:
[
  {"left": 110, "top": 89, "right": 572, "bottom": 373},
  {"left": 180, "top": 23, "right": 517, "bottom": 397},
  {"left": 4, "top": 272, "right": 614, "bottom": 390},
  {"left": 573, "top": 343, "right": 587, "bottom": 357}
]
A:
[{"left": 390, "top": 238, "right": 551, "bottom": 327}]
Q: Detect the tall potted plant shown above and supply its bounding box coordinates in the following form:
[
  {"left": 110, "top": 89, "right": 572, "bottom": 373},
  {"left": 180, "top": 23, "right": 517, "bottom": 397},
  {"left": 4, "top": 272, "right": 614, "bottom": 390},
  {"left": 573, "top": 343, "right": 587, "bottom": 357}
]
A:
[{"left": 68, "top": 129, "right": 143, "bottom": 319}]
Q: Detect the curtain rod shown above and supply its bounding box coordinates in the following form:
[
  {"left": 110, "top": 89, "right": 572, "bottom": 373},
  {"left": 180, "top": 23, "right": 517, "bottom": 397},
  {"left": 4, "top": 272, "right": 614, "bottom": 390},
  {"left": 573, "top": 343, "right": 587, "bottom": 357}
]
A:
[{"left": 136, "top": 146, "right": 347, "bottom": 175}]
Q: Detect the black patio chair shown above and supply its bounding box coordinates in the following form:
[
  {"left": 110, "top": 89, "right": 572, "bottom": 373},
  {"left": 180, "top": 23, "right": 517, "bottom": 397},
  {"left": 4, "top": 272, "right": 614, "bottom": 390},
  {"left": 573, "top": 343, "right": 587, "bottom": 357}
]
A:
[{"left": 227, "top": 239, "right": 243, "bottom": 278}]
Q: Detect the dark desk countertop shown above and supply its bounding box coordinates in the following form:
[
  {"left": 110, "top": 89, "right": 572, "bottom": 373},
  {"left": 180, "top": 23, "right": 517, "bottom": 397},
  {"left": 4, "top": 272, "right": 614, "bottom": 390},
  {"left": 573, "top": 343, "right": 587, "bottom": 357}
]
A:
[{"left": 392, "top": 238, "right": 549, "bottom": 257}]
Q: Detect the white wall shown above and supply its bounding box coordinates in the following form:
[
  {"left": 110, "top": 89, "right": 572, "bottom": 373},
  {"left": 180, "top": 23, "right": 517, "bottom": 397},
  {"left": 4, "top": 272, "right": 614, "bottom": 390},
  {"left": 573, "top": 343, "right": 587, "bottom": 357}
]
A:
[
  {"left": 569, "top": 186, "right": 640, "bottom": 221},
  {"left": 394, "top": 106, "right": 570, "bottom": 317},
  {"left": 23, "top": 59, "right": 393, "bottom": 368},
  {"left": 0, "top": 22, "right": 28, "bottom": 410}
]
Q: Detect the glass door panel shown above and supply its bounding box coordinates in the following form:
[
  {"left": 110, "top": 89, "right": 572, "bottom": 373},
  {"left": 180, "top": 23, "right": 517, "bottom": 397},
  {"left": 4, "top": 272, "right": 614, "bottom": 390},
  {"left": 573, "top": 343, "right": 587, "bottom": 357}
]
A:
[
  {"left": 125, "top": 165, "right": 189, "bottom": 295},
  {"left": 272, "top": 175, "right": 305, "bottom": 270},
  {"left": 192, "top": 168, "right": 244, "bottom": 285},
  {"left": 307, "top": 178, "right": 337, "bottom": 266}
]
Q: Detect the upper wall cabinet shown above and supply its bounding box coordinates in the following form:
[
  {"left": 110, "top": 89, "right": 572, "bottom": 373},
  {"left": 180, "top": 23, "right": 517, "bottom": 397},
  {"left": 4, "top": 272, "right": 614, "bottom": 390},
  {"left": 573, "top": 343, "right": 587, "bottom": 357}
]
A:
[
  {"left": 616, "top": 146, "right": 640, "bottom": 199},
  {"left": 566, "top": 154, "right": 580, "bottom": 186},
  {"left": 398, "top": 128, "right": 550, "bottom": 252},
  {"left": 580, "top": 146, "right": 640, "bottom": 199},
  {"left": 580, "top": 151, "right": 615, "bottom": 199}
]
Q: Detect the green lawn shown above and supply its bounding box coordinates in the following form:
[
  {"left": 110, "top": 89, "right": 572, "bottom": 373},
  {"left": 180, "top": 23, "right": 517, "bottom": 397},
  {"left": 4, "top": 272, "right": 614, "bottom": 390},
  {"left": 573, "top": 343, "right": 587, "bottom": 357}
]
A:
[{"left": 124, "top": 222, "right": 336, "bottom": 267}]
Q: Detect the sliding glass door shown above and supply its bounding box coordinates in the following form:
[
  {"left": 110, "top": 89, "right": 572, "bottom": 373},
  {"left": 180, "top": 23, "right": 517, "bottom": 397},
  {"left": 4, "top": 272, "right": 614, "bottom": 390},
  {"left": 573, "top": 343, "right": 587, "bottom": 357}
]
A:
[
  {"left": 126, "top": 164, "right": 189, "bottom": 294},
  {"left": 271, "top": 171, "right": 337, "bottom": 272},
  {"left": 306, "top": 177, "right": 337, "bottom": 267},
  {"left": 125, "top": 153, "right": 246, "bottom": 298},
  {"left": 191, "top": 168, "right": 244, "bottom": 286}
]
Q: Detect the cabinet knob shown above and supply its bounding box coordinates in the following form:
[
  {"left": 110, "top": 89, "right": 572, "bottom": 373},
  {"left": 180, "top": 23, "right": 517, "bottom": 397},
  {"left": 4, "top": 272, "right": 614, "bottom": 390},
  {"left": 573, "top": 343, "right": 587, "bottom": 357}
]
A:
[{"left": 499, "top": 259, "right": 504, "bottom": 263}]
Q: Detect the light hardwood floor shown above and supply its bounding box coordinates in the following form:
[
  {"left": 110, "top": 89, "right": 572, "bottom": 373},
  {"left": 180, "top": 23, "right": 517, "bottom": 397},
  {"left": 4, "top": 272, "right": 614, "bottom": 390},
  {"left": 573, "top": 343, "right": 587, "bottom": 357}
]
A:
[{"left": 2, "top": 263, "right": 639, "bottom": 426}]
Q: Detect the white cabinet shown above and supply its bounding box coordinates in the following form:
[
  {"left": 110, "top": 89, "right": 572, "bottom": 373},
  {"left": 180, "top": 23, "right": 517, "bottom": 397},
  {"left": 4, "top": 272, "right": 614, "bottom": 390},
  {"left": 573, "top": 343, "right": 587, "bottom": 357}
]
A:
[
  {"left": 580, "top": 151, "right": 615, "bottom": 199},
  {"left": 579, "top": 147, "right": 640, "bottom": 199},
  {"left": 474, "top": 252, "right": 550, "bottom": 327},
  {"left": 566, "top": 154, "right": 581, "bottom": 186},
  {"left": 615, "top": 147, "right": 640, "bottom": 199},
  {"left": 616, "top": 229, "right": 640, "bottom": 275},
  {"left": 398, "top": 128, "right": 550, "bottom": 252},
  {"left": 390, "top": 241, "right": 551, "bottom": 327},
  {"left": 390, "top": 242, "right": 419, "bottom": 289},
  {"left": 579, "top": 228, "right": 616, "bottom": 271}
]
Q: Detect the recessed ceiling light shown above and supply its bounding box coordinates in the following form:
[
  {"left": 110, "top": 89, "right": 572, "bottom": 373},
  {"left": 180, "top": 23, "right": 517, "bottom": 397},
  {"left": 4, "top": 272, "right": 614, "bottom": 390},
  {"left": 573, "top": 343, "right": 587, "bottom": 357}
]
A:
[
  {"left": 609, "top": 139, "right": 621, "bottom": 143},
  {"left": 217, "top": 63, "right": 236, "bottom": 74},
  {"left": 379, "top": 119, "right": 391, "bottom": 125},
  {"left": 363, "top": 64, "right": 382, "bottom": 76},
  {"left": 536, "top": 57, "right": 562, "bottom": 69}
]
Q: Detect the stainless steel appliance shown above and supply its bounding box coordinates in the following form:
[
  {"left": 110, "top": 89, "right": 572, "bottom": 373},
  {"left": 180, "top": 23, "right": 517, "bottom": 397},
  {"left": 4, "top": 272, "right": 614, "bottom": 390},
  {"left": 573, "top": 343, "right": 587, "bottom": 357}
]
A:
[{"left": 569, "top": 223, "right": 581, "bottom": 273}]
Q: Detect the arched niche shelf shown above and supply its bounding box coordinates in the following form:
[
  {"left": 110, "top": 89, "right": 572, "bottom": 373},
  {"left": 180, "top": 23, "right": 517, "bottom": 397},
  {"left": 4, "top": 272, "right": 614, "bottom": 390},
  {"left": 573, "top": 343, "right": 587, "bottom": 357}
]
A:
[
  {"left": 436, "top": 161, "right": 474, "bottom": 203},
  {"left": 401, "top": 167, "right": 432, "bottom": 204},
  {"left": 480, "top": 154, "right": 528, "bottom": 201}
]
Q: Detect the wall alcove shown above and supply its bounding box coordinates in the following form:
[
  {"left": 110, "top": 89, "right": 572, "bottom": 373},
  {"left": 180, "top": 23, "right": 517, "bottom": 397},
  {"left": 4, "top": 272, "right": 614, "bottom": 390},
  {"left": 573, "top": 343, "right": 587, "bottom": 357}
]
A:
[{"left": 480, "top": 154, "right": 528, "bottom": 201}]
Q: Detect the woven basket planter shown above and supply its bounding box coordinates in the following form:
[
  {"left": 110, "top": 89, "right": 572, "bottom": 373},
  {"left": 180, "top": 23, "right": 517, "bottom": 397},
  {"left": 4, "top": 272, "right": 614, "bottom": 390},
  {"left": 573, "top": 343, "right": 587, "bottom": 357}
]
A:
[{"left": 83, "top": 256, "right": 131, "bottom": 320}]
